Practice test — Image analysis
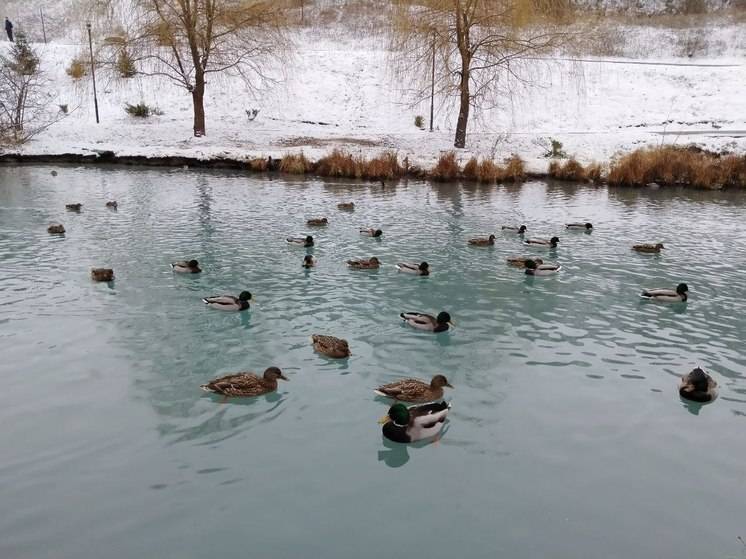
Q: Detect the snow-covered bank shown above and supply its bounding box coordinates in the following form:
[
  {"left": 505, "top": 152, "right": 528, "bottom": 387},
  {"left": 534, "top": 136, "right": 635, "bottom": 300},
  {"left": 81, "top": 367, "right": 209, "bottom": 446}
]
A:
[{"left": 2, "top": 30, "right": 745, "bottom": 174}]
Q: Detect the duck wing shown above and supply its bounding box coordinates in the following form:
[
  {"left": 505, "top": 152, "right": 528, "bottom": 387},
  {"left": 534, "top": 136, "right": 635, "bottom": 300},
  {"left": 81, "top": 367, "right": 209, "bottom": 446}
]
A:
[
  {"left": 408, "top": 401, "right": 451, "bottom": 426},
  {"left": 201, "top": 372, "right": 263, "bottom": 396},
  {"left": 641, "top": 288, "right": 677, "bottom": 298},
  {"left": 400, "top": 312, "right": 436, "bottom": 329},
  {"left": 375, "top": 378, "right": 429, "bottom": 399},
  {"left": 203, "top": 295, "right": 238, "bottom": 305}
]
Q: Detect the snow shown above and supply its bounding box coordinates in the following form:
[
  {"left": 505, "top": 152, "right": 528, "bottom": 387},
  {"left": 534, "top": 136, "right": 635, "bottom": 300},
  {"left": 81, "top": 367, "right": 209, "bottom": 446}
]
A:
[{"left": 2, "top": 23, "right": 745, "bottom": 174}]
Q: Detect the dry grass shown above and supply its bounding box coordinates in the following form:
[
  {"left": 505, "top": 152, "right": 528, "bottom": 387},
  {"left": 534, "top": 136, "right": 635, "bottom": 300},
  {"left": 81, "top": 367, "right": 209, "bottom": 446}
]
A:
[
  {"left": 501, "top": 155, "right": 526, "bottom": 182},
  {"left": 455, "top": 155, "right": 526, "bottom": 183},
  {"left": 315, "top": 149, "right": 365, "bottom": 178},
  {"left": 279, "top": 152, "right": 313, "bottom": 175},
  {"left": 66, "top": 58, "right": 87, "bottom": 79},
  {"left": 248, "top": 157, "right": 269, "bottom": 172},
  {"left": 607, "top": 146, "right": 746, "bottom": 188},
  {"left": 430, "top": 152, "right": 460, "bottom": 182},
  {"left": 585, "top": 162, "right": 604, "bottom": 183},
  {"left": 363, "top": 151, "right": 403, "bottom": 180},
  {"left": 549, "top": 158, "right": 587, "bottom": 181}
]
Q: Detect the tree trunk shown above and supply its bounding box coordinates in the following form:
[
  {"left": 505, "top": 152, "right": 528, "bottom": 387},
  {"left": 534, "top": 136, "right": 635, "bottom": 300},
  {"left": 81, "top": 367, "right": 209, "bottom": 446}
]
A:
[
  {"left": 192, "top": 72, "right": 206, "bottom": 137},
  {"left": 454, "top": 67, "right": 470, "bottom": 149}
]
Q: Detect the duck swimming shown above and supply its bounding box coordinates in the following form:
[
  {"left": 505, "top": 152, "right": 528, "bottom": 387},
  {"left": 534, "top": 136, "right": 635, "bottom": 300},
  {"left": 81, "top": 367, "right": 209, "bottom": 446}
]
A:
[
  {"left": 303, "top": 255, "right": 316, "bottom": 268},
  {"left": 91, "top": 268, "right": 114, "bottom": 282},
  {"left": 468, "top": 234, "right": 496, "bottom": 246},
  {"left": 347, "top": 257, "right": 380, "bottom": 269},
  {"left": 633, "top": 243, "right": 665, "bottom": 253},
  {"left": 66, "top": 203, "right": 82, "bottom": 211},
  {"left": 380, "top": 401, "right": 451, "bottom": 443},
  {"left": 396, "top": 262, "right": 429, "bottom": 275},
  {"left": 525, "top": 236, "right": 559, "bottom": 248},
  {"left": 679, "top": 367, "right": 718, "bottom": 403},
  {"left": 287, "top": 235, "right": 314, "bottom": 247},
  {"left": 525, "top": 259, "right": 561, "bottom": 275},
  {"left": 506, "top": 256, "right": 543, "bottom": 268},
  {"left": 202, "top": 291, "right": 253, "bottom": 311},
  {"left": 307, "top": 218, "right": 328, "bottom": 226},
  {"left": 566, "top": 222, "right": 592, "bottom": 231},
  {"left": 400, "top": 311, "right": 453, "bottom": 332},
  {"left": 502, "top": 225, "right": 527, "bottom": 234},
  {"left": 374, "top": 374, "right": 453, "bottom": 403},
  {"left": 106, "top": 201, "right": 118, "bottom": 209},
  {"left": 360, "top": 228, "right": 383, "bottom": 237},
  {"left": 171, "top": 259, "right": 201, "bottom": 273},
  {"left": 47, "top": 223, "right": 65, "bottom": 234},
  {"left": 311, "top": 334, "right": 351, "bottom": 358},
  {"left": 640, "top": 283, "right": 688, "bottom": 302},
  {"left": 338, "top": 202, "right": 355, "bottom": 210},
  {"left": 200, "top": 367, "right": 288, "bottom": 398}
]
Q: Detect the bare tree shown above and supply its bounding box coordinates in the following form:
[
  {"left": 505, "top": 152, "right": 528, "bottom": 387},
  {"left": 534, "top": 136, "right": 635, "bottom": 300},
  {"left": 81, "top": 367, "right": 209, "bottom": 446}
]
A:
[
  {"left": 112, "top": 0, "right": 291, "bottom": 137},
  {"left": 0, "top": 34, "right": 65, "bottom": 144},
  {"left": 391, "top": 0, "right": 574, "bottom": 148}
]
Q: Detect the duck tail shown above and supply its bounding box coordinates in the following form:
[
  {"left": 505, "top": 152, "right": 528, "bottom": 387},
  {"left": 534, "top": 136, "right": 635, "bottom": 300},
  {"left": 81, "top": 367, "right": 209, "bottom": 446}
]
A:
[
  {"left": 200, "top": 384, "right": 214, "bottom": 393},
  {"left": 374, "top": 389, "right": 388, "bottom": 397},
  {"left": 202, "top": 298, "right": 210, "bottom": 304}
]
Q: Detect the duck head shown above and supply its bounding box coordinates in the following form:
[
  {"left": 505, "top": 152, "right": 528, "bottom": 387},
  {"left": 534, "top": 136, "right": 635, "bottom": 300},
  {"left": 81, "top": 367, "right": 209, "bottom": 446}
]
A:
[
  {"left": 188, "top": 259, "right": 199, "bottom": 268},
  {"left": 676, "top": 283, "right": 688, "bottom": 295},
  {"left": 369, "top": 256, "right": 380, "bottom": 265},
  {"left": 239, "top": 291, "right": 252, "bottom": 301},
  {"left": 373, "top": 229, "right": 383, "bottom": 237},
  {"left": 419, "top": 262, "right": 429, "bottom": 272},
  {"left": 524, "top": 259, "right": 538, "bottom": 270},
  {"left": 263, "top": 367, "right": 288, "bottom": 381},
  {"left": 550, "top": 236, "right": 560, "bottom": 246},
  {"left": 431, "top": 374, "right": 453, "bottom": 389},
  {"left": 518, "top": 225, "right": 527, "bottom": 234},
  {"left": 379, "top": 403, "right": 409, "bottom": 426},
  {"left": 488, "top": 234, "right": 496, "bottom": 243},
  {"left": 305, "top": 235, "right": 314, "bottom": 246},
  {"left": 303, "top": 255, "right": 314, "bottom": 267},
  {"left": 436, "top": 311, "right": 452, "bottom": 326},
  {"left": 584, "top": 222, "right": 593, "bottom": 230},
  {"left": 656, "top": 243, "right": 665, "bottom": 250}
]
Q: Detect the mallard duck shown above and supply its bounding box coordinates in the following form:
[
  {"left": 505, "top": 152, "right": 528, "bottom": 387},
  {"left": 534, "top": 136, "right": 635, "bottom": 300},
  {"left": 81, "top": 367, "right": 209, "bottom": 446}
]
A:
[
  {"left": 347, "top": 256, "right": 380, "bottom": 269},
  {"left": 47, "top": 223, "right": 65, "bottom": 234},
  {"left": 66, "top": 203, "right": 82, "bottom": 211},
  {"left": 171, "top": 259, "right": 201, "bottom": 273},
  {"left": 633, "top": 243, "right": 665, "bottom": 253},
  {"left": 396, "top": 262, "right": 429, "bottom": 275},
  {"left": 200, "top": 367, "right": 288, "bottom": 398},
  {"left": 502, "top": 225, "right": 527, "bottom": 234},
  {"left": 311, "top": 334, "right": 351, "bottom": 358},
  {"left": 287, "top": 235, "right": 314, "bottom": 247},
  {"left": 303, "top": 255, "right": 316, "bottom": 268},
  {"left": 566, "top": 222, "right": 592, "bottom": 231},
  {"left": 525, "top": 236, "right": 559, "bottom": 248},
  {"left": 338, "top": 202, "right": 355, "bottom": 210},
  {"left": 640, "top": 283, "right": 688, "bottom": 302},
  {"left": 525, "top": 259, "right": 561, "bottom": 275},
  {"left": 506, "top": 256, "right": 543, "bottom": 268},
  {"left": 360, "top": 228, "right": 383, "bottom": 237},
  {"left": 400, "top": 311, "right": 453, "bottom": 332},
  {"left": 203, "top": 291, "right": 253, "bottom": 311},
  {"left": 468, "top": 234, "right": 496, "bottom": 246},
  {"left": 379, "top": 401, "right": 451, "bottom": 443},
  {"left": 307, "top": 218, "right": 328, "bottom": 226},
  {"left": 374, "top": 374, "right": 453, "bottom": 403},
  {"left": 106, "top": 201, "right": 118, "bottom": 209},
  {"left": 679, "top": 367, "right": 718, "bottom": 403},
  {"left": 91, "top": 268, "right": 114, "bottom": 282}
]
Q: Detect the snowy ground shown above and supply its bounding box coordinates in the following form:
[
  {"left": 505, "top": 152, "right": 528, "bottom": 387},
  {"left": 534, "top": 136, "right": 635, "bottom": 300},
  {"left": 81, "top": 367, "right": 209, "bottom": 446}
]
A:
[{"left": 2, "top": 24, "right": 746, "bottom": 174}]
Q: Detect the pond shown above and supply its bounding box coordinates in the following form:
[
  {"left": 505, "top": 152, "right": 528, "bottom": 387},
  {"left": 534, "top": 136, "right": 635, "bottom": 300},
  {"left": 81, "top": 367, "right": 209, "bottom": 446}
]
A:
[{"left": 1, "top": 166, "right": 745, "bottom": 559}]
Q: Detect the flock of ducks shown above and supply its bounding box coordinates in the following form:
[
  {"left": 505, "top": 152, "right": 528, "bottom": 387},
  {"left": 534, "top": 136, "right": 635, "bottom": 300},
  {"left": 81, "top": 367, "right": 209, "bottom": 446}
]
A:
[{"left": 47, "top": 199, "right": 717, "bottom": 444}]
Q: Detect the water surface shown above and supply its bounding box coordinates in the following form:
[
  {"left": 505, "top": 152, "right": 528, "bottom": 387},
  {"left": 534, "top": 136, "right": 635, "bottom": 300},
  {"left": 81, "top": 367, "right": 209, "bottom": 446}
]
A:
[{"left": 1, "top": 166, "right": 745, "bottom": 559}]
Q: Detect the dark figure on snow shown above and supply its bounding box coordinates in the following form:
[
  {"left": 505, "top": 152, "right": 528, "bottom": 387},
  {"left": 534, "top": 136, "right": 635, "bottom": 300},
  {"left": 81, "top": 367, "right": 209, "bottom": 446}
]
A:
[{"left": 5, "top": 18, "right": 12, "bottom": 42}]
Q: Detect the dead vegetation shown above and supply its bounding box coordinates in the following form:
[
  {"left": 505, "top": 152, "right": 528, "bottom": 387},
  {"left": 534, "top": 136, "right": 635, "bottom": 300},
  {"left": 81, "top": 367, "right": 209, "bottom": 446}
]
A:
[{"left": 549, "top": 158, "right": 604, "bottom": 183}]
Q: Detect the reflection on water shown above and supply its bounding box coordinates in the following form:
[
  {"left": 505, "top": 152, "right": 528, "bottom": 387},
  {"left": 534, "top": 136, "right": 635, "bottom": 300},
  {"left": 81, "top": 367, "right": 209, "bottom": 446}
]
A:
[{"left": 1, "top": 167, "right": 746, "bottom": 559}]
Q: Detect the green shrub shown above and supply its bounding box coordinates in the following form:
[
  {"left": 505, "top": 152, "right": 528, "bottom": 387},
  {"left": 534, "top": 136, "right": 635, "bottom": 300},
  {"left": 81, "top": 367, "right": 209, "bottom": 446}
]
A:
[
  {"left": 414, "top": 115, "right": 424, "bottom": 129},
  {"left": 124, "top": 102, "right": 154, "bottom": 118},
  {"left": 116, "top": 50, "right": 136, "bottom": 78}
]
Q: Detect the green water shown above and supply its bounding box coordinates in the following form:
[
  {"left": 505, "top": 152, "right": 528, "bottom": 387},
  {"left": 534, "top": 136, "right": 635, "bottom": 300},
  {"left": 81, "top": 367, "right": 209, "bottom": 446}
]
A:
[{"left": 1, "top": 166, "right": 745, "bottom": 559}]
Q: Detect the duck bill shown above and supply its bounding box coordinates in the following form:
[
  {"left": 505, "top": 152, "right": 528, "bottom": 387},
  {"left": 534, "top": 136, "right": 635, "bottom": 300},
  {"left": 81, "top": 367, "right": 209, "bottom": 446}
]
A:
[
  {"left": 448, "top": 321, "right": 456, "bottom": 327},
  {"left": 445, "top": 382, "right": 454, "bottom": 388},
  {"left": 377, "top": 415, "right": 390, "bottom": 425},
  {"left": 278, "top": 374, "right": 289, "bottom": 381}
]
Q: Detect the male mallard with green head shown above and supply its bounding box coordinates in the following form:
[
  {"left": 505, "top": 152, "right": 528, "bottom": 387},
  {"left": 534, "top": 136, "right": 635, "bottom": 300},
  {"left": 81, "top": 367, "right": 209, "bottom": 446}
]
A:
[
  {"left": 203, "top": 291, "right": 253, "bottom": 311},
  {"left": 374, "top": 374, "right": 453, "bottom": 403},
  {"left": 640, "top": 283, "right": 688, "bottom": 302},
  {"left": 400, "top": 311, "right": 453, "bottom": 332},
  {"left": 380, "top": 401, "right": 451, "bottom": 443},
  {"left": 201, "top": 367, "right": 288, "bottom": 398}
]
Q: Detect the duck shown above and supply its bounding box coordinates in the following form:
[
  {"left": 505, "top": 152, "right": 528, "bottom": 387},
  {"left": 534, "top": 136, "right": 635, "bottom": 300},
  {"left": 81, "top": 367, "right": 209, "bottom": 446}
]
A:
[
  {"left": 200, "top": 367, "right": 288, "bottom": 398},
  {"left": 379, "top": 401, "right": 451, "bottom": 443},
  {"left": 502, "top": 225, "right": 527, "bottom": 234},
  {"left": 65, "top": 203, "right": 82, "bottom": 211},
  {"left": 171, "top": 259, "right": 201, "bottom": 273},
  {"left": 506, "top": 256, "right": 543, "bottom": 268},
  {"left": 400, "top": 311, "right": 453, "bottom": 332},
  {"left": 396, "top": 262, "right": 429, "bottom": 275},
  {"left": 566, "top": 222, "right": 592, "bottom": 231},
  {"left": 525, "top": 236, "right": 559, "bottom": 248},
  {"left": 311, "top": 334, "right": 351, "bottom": 358},
  {"left": 679, "top": 367, "right": 718, "bottom": 403},
  {"left": 287, "top": 235, "right": 314, "bottom": 247},
  {"left": 202, "top": 291, "right": 253, "bottom": 311},
  {"left": 307, "top": 218, "right": 328, "bottom": 226},
  {"left": 106, "top": 201, "right": 118, "bottom": 209},
  {"left": 374, "top": 374, "right": 453, "bottom": 403},
  {"left": 302, "top": 255, "right": 316, "bottom": 268},
  {"left": 338, "top": 202, "right": 355, "bottom": 210},
  {"left": 47, "top": 223, "right": 65, "bottom": 234},
  {"left": 640, "top": 283, "right": 688, "bottom": 302},
  {"left": 633, "top": 243, "right": 665, "bottom": 253},
  {"left": 91, "top": 268, "right": 114, "bottom": 282},
  {"left": 525, "top": 259, "right": 561, "bottom": 276},
  {"left": 360, "top": 228, "right": 383, "bottom": 237},
  {"left": 347, "top": 256, "right": 380, "bottom": 269},
  {"left": 468, "top": 234, "right": 496, "bottom": 246}
]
